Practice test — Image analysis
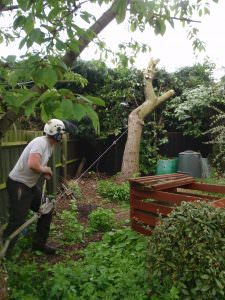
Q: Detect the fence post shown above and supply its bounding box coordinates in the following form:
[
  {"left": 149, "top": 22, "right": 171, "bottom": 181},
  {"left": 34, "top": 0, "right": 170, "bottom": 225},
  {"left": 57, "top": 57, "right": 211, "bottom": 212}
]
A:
[
  {"left": 62, "top": 134, "right": 68, "bottom": 180},
  {"left": 50, "top": 148, "right": 57, "bottom": 195}
]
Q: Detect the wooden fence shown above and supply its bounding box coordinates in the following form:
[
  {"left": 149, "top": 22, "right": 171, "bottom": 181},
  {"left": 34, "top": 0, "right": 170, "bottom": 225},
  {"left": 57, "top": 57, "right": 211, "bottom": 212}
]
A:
[{"left": 0, "top": 130, "right": 81, "bottom": 225}]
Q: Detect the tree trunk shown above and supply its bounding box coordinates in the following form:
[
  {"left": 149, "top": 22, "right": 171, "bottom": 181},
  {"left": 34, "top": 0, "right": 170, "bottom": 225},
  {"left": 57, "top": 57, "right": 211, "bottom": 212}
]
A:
[
  {"left": 120, "top": 58, "right": 175, "bottom": 180},
  {"left": 120, "top": 110, "right": 143, "bottom": 178},
  {"left": 0, "top": 264, "right": 8, "bottom": 300},
  {"left": 0, "top": 0, "right": 126, "bottom": 138}
]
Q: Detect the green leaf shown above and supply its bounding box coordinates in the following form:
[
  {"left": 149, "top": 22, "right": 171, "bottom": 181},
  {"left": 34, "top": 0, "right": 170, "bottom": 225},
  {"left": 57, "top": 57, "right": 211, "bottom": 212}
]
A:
[
  {"left": 18, "top": 0, "right": 30, "bottom": 11},
  {"left": 84, "top": 95, "right": 105, "bottom": 107},
  {"left": 24, "top": 15, "right": 34, "bottom": 34},
  {"left": 29, "top": 28, "right": 45, "bottom": 45},
  {"left": 60, "top": 100, "right": 74, "bottom": 119},
  {"left": 35, "top": 0, "right": 44, "bottom": 16},
  {"left": 113, "top": 0, "right": 128, "bottom": 24},
  {"left": 40, "top": 104, "right": 49, "bottom": 122},
  {"left": 55, "top": 39, "right": 66, "bottom": 51},
  {"left": 154, "top": 19, "right": 166, "bottom": 35},
  {"left": 8, "top": 71, "right": 19, "bottom": 87},
  {"left": 39, "top": 89, "right": 59, "bottom": 102},
  {"left": 19, "top": 36, "right": 28, "bottom": 49},
  {"left": 24, "top": 100, "right": 37, "bottom": 117},
  {"left": 83, "top": 104, "right": 100, "bottom": 133},
  {"left": 80, "top": 11, "right": 93, "bottom": 24},
  {"left": 72, "top": 103, "right": 87, "bottom": 121},
  {"left": 69, "top": 40, "right": 80, "bottom": 53},
  {"left": 32, "top": 67, "right": 57, "bottom": 88},
  {"left": 5, "top": 55, "right": 17, "bottom": 64},
  {"left": 48, "top": 8, "right": 60, "bottom": 20},
  {"left": 4, "top": 90, "right": 37, "bottom": 108},
  {"left": 13, "top": 16, "right": 26, "bottom": 30}
]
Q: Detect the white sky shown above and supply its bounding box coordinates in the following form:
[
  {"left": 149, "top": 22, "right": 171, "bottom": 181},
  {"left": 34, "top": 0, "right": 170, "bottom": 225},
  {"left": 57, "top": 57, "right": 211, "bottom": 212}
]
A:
[
  {"left": 1, "top": 1, "right": 225, "bottom": 79},
  {"left": 80, "top": 0, "right": 225, "bottom": 79}
]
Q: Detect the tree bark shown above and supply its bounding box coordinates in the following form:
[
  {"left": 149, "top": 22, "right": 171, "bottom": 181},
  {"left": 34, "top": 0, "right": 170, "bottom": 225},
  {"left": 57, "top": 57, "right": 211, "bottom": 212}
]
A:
[
  {"left": 0, "top": 263, "right": 8, "bottom": 300},
  {"left": 0, "top": 0, "right": 125, "bottom": 138},
  {"left": 120, "top": 58, "right": 175, "bottom": 180}
]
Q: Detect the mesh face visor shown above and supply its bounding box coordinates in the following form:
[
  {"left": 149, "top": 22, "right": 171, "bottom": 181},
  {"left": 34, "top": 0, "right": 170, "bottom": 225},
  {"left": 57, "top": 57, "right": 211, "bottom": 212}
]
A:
[{"left": 53, "top": 126, "right": 64, "bottom": 142}]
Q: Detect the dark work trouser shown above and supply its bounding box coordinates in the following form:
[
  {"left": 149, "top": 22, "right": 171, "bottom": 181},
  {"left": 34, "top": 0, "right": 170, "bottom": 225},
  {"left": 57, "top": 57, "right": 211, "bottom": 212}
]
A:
[{"left": 3, "top": 177, "right": 53, "bottom": 257}]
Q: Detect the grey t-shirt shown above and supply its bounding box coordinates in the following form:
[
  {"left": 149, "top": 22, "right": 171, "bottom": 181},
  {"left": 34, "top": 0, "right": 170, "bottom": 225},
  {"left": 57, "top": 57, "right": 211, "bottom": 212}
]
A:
[{"left": 9, "top": 136, "right": 53, "bottom": 187}]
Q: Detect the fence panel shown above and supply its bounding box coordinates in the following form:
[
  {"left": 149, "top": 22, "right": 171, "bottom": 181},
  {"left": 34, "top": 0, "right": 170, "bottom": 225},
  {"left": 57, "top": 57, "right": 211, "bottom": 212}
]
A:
[{"left": 0, "top": 131, "right": 80, "bottom": 225}]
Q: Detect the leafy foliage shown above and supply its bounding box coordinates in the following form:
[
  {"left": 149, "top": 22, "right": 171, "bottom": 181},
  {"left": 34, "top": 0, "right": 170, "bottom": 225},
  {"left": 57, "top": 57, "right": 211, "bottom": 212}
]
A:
[
  {"left": 140, "top": 121, "right": 168, "bottom": 175},
  {"left": 148, "top": 202, "right": 225, "bottom": 300},
  {"left": 53, "top": 200, "right": 84, "bottom": 244},
  {"left": 7, "top": 228, "right": 149, "bottom": 300},
  {"left": 160, "top": 61, "right": 223, "bottom": 137},
  {"left": 205, "top": 105, "right": 225, "bottom": 174},
  {"left": 96, "top": 180, "right": 130, "bottom": 202},
  {"left": 163, "top": 85, "right": 221, "bottom": 137},
  {"left": 67, "top": 180, "right": 83, "bottom": 200},
  {"left": 88, "top": 208, "right": 116, "bottom": 232},
  {"left": 0, "top": 55, "right": 103, "bottom": 133}
]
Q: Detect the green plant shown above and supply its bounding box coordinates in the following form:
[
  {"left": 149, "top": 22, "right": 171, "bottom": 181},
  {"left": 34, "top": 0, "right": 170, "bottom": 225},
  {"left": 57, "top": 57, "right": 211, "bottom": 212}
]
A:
[
  {"left": 148, "top": 201, "right": 225, "bottom": 300},
  {"left": 7, "top": 228, "right": 149, "bottom": 300},
  {"left": 6, "top": 261, "right": 48, "bottom": 300},
  {"left": 205, "top": 106, "right": 225, "bottom": 175},
  {"left": 96, "top": 180, "right": 129, "bottom": 202},
  {"left": 88, "top": 208, "right": 116, "bottom": 232},
  {"left": 67, "top": 180, "right": 83, "bottom": 200},
  {"left": 54, "top": 200, "right": 84, "bottom": 244},
  {"left": 140, "top": 121, "right": 168, "bottom": 175}
]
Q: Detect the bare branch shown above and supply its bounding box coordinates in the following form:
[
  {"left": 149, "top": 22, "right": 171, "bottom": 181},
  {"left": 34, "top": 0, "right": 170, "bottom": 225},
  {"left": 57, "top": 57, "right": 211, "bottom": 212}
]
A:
[{"left": 0, "top": 5, "right": 18, "bottom": 12}]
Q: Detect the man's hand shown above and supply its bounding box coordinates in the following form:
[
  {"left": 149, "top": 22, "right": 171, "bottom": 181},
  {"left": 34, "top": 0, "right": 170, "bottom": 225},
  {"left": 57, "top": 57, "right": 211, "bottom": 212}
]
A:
[{"left": 41, "top": 166, "right": 53, "bottom": 180}]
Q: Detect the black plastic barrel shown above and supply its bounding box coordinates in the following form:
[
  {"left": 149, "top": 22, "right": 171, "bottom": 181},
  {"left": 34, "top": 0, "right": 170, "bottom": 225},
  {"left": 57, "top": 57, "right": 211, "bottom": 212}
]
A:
[{"left": 178, "top": 150, "right": 202, "bottom": 178}]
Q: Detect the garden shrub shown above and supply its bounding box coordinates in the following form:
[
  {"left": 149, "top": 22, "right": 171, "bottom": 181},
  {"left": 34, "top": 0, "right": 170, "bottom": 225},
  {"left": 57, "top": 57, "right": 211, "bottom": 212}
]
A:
[
  {"left": 88, "top": 208, "right": 116, "bottom": 232},
  {"left": 148, "top": 201, "right": 225, "bottom": 300},
  {"left": 67, "top": 180, "right": 83, "bottom": 200},
  {"left": 54, "top": 200, "right": 84, "bottom": 244},
  {"left": 96, "top": 180, "right": 129, "bottom": 202}
]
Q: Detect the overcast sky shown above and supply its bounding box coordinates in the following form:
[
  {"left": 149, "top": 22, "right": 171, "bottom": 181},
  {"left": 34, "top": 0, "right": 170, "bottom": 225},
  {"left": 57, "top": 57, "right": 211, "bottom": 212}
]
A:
[
  {"left": 0, "top": 1, "right": 224, "bottom": 79},
  {"left": 80, "top": 0, "right": 225, "bottom": 79}
]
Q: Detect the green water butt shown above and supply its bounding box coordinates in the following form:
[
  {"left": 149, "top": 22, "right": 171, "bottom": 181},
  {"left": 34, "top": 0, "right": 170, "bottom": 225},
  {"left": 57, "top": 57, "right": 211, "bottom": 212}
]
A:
[{"left": 156, "top": 158, "right": 178, "bottom": 175}]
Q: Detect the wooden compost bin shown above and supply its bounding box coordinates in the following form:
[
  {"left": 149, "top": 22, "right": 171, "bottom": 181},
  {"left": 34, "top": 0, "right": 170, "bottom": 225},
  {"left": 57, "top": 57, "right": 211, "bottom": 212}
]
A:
[{"left": 129, "top": 173, "right": 225, "bottom": 235}]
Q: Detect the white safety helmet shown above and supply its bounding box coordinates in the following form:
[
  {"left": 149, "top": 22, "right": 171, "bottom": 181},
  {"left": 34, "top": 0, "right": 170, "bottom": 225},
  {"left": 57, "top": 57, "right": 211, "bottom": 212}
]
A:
[{"left": 44, "top": 119, "right": 65, "bottom": 142}]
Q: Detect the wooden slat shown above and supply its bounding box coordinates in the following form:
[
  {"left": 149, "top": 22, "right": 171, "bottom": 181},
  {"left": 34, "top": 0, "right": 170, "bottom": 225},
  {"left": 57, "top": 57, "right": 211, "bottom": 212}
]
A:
[
  {"left": 132, "top": 221, "right": 152, "bottom": 236},
  {"left": 151, "top": 177, "right": 195, "bottom": 191},
  {"left": 129, "top": 173, "right": 186, "bottom": 184},
  {"left": 132, "top": 199, "right": 173, "bottom": 216},
  {"left": 174, "top": 189, "right": 219, "bottom": 201},
  {"left": 133, "top": 210, "right": 159, "bottom": 227},
  {"left": 149, "top": 191, "right": 204, "bottom": 205},
  {"left": 131, "top": 189, "right": 206, "bottom": 205},
  {"left": 186, "top": 183, "right": 225, "bottom": 194}
]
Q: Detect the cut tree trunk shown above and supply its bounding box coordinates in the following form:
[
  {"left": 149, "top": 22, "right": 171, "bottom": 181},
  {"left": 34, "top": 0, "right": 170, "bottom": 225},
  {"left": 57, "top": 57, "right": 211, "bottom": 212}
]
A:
[
  {"left": 120, "top": 58, "right": 175, "bottom": 180},
  {"left": 120, "top": 110, "right": 143, "bottom": 179}
]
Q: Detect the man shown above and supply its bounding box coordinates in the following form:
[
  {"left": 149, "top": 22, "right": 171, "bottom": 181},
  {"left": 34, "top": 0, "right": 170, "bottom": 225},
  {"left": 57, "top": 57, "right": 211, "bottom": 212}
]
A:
[{"left": 3, "top": 119, "right": 65, "bottom": 257}]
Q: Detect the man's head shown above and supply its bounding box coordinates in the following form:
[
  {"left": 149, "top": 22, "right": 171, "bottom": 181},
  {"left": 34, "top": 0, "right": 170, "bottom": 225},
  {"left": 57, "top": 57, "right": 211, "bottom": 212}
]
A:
[{"left": 44, "top": 119, "right": 65, "bottom": 142}]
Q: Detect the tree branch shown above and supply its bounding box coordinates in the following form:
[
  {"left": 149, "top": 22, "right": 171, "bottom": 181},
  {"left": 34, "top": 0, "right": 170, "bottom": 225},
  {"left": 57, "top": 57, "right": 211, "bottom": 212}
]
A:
[
  {"left": 0, "top": 4, "right": 18, "bottom": 12},
  {"left": 63, "top": 0, "right": 124, "bottom": 67},
  {"left": 157, "top": 90, "right": 175, "bottom": 106}
]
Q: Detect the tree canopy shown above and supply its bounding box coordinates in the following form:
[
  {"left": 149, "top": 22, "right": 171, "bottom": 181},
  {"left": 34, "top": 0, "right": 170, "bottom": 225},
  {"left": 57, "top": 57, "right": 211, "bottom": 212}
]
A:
[{"left": 0, "top": 0, "right": 220, "bottom": 137}]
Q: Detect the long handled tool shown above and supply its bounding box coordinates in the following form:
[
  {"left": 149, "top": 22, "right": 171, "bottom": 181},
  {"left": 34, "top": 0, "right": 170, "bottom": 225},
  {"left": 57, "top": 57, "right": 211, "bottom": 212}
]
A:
[{"left": 0, "top": 179, "right": 54, "bottom": 259}]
